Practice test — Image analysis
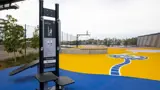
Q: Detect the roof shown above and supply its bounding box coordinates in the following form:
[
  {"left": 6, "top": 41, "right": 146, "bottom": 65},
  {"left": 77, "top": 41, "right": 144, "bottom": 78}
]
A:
[
  {"left": 0, "top": 5, "right": 18, "bottom": 10},
  {"left": 0, "top": 18, "right": 5, "bottom": 21},
  {"left": 0, "top": 0, "right": 24, "bottom": 5},
  {"left": 0, "top": 0, "right": 24, "bottom": 10},
  {"left": 138, "top": 32, "right": 160, "bottom": 37}
]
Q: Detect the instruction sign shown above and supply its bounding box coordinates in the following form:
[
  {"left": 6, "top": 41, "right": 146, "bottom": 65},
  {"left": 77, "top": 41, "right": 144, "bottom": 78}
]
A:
[{"left": 43, "top": 20, "right": 56, "bottom": 60}]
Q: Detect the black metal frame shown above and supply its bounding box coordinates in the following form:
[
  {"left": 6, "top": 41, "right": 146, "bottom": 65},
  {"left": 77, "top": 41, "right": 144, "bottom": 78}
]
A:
[
  {"left": 39, "top": 0, "right": 44, "bottom": 89},
  {"left": 39, "top": 0, "right": 60, "bottom": 90},
  {"left": 55, "top": 4, "right": 60, "bottom": 90}
]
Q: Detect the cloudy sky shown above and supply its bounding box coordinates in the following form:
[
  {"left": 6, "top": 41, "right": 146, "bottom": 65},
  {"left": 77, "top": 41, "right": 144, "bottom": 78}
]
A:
[{"left": 0, "top": 0, "right": 160, "bottom": 39}]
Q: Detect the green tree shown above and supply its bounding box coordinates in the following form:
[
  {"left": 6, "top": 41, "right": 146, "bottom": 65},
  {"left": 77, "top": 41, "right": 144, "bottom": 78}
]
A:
[
  {"left": 2, "top": 15, "right": 24, "bottom": 62},
  {"left": 123, "top": 38, "right": 137, "bottom": 46},
  {"left": 115, "top": 39, "right": 121, "bottom": 45},
  {"left": 130, "top": 37, "right": 137, "bottom": 45},
  {"left": 104, "top": 38, "right": 112, "bottom": 47},
  {"left": 123, "top": 39, "right": 128, "bottom": 47},
  {"left": 71, "top": 40, "right": 77, "bottom": 45},
  {"left": 31, "top": 27, "right": 39, "bottom": 49},
  {"left": 104, "top": 38, "right": 108, "bottom": 46}
]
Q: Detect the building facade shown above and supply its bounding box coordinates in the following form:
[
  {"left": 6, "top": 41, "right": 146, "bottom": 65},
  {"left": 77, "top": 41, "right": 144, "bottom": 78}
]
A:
[{"left": 137, "top": 33, "right": 160, "bottom": 48}]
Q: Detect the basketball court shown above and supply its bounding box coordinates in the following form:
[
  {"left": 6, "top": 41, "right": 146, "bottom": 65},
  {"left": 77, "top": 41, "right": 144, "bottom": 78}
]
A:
[
  {"left": 0, "top": 47, "right": 160, "bottom": 90},
  {"left": 0, "top": 1, "right": 160, "bottom": 90}
]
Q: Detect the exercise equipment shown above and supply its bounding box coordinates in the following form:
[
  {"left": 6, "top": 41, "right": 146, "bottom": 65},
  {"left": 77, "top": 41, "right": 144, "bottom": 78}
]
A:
[
  {"left": 9, "top": 60, "right": 56, "bottom": 76},
  {"left": 34, "top": 1, "right": 74, "bottom": 90},
  {"left": 8, "top": 1, "right": 74, "bottom": 90},
  {"left": 9, "top": 60, "right": 39, "bottom": 76}
]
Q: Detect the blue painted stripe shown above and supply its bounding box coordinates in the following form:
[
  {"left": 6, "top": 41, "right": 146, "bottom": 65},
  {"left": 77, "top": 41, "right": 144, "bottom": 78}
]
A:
[
  {"left": 111, "top": 72, "right": 120, "bottom": 76},
  {"left": 110, "top": 58, "right": 131, "bottom": 76}
]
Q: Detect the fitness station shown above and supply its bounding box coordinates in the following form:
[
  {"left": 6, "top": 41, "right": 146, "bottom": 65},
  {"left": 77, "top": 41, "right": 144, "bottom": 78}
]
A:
[{"left": 35, "top": 2, "right": 74, "bottom": 90}]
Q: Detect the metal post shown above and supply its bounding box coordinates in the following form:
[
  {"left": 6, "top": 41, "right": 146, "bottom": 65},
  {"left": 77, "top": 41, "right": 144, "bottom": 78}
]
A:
[
  {"left": 55, "top": 3, "right": 60, "bottom": 90},
  {"left": 68, "top": 34, "right": 70, "bottom": 45},
  {"left": 61, "top": 32, "right": 63, "bottom": 45},
  {"left": 76, "top": 35, "right": 78, "bottom": 48},
  {"left": 67, "top": 33, "right": 68, "bottom": 45},
  {"left": 39, "top": 0, "right": 44, "bottom": 90},
  {"left": 24, "top": 24, "right": 26, "bottom": 57},
  {"left": 69, "top": 34, "right": 71, "bottom": 46},
  {"left": 59, "top": 20, "right": 61, "bottom": 49}
]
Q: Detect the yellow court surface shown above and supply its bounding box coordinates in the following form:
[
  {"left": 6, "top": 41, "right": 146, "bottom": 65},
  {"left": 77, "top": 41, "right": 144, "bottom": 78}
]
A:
[
  {"left": 121, "top": 52, "right": 160, "bottom": 81},
  {"left": 60, "top": 54, "right": 124, "bottom": 75},
  {"left": 59, "top": 47, "right": 160, "bottom": 81}
]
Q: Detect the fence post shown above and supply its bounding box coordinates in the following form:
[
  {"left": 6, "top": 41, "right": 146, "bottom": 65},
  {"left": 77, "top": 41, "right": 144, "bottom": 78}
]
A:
[{"left": 24, "top": 24, "right": 27, "bottom": 58}]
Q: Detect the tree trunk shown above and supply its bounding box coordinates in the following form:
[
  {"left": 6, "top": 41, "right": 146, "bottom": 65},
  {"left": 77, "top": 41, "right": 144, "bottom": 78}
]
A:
[{"left": 13, "top": 52, "right": 16, "bottom": 62}]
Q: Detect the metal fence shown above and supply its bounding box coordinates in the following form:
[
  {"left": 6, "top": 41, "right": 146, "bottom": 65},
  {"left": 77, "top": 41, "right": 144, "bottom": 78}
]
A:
[{"left": 23, "top": 24, "right": 77, "bottom": 46}]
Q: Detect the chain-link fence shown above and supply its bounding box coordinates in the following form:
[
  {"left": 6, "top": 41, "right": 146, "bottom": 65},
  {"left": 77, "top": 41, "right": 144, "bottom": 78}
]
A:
[{"left": 23, "top": 24, "right": 77, "bottom": 46}]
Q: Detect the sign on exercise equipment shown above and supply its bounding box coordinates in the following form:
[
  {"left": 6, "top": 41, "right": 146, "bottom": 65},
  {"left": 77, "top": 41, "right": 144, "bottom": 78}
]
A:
[{"left": 43, "top": 20, "right": 56, "bottom": 60}]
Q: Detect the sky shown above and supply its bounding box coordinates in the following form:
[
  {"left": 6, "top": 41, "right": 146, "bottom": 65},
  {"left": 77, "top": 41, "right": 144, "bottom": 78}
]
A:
[{"left": 0, "top": 0, "right": 160, "bottom": 39}]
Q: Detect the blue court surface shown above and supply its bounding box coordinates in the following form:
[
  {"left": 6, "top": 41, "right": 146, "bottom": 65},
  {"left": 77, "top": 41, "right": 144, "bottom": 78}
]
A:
[{"left": 0, "top": 66, "right": 160, "bottom": 90}]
